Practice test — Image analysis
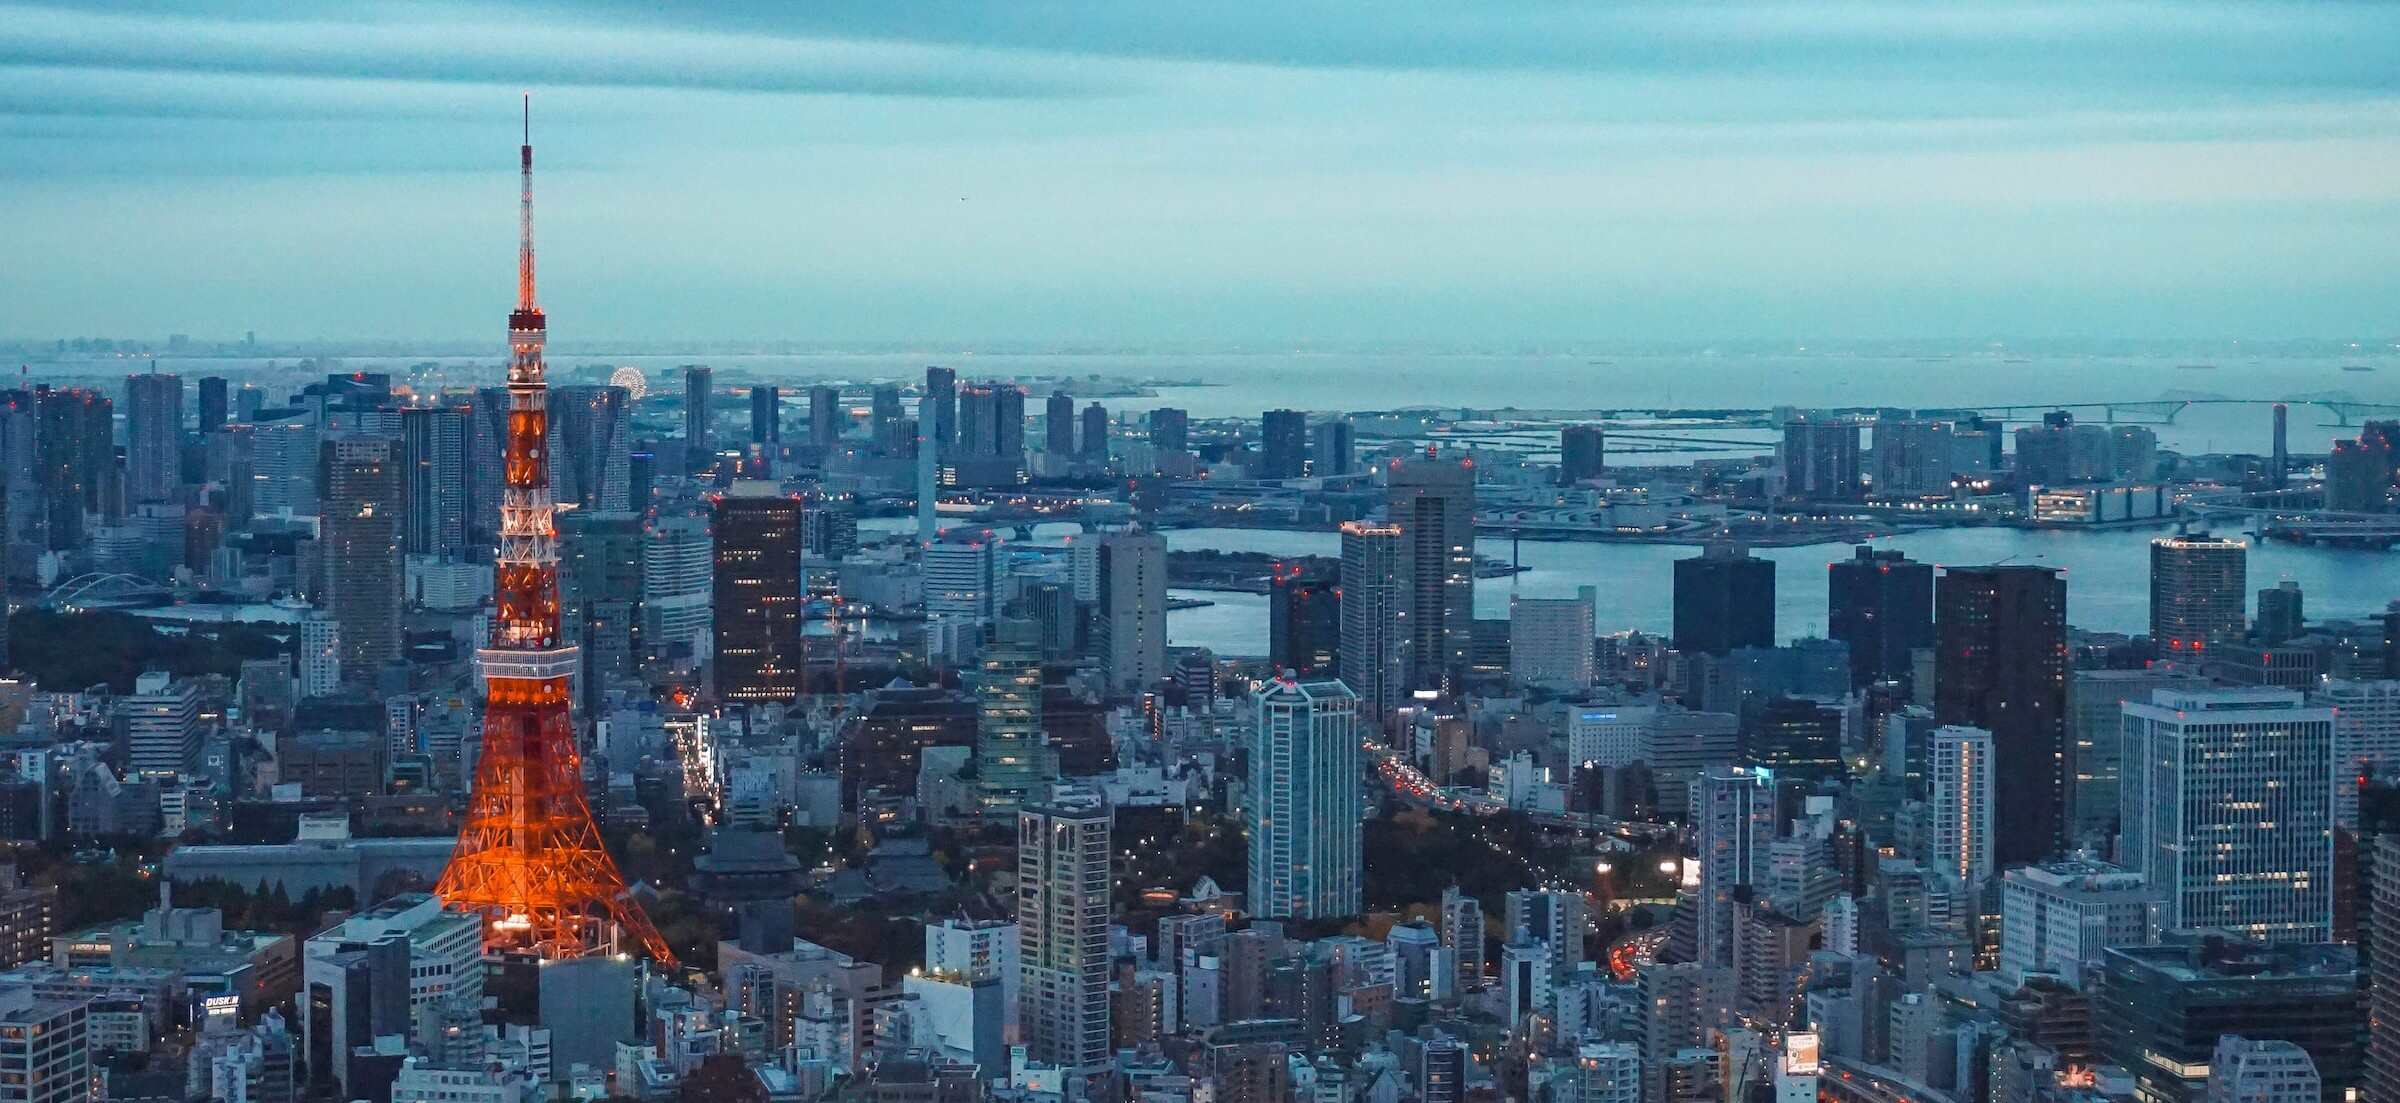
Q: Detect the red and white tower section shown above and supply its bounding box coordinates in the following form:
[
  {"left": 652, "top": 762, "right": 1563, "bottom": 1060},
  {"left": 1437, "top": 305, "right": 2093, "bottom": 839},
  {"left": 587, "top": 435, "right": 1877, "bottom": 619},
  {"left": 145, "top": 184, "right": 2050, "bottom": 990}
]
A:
[{"left": 435, "top": 98, "right": 674, "bottom": 964}]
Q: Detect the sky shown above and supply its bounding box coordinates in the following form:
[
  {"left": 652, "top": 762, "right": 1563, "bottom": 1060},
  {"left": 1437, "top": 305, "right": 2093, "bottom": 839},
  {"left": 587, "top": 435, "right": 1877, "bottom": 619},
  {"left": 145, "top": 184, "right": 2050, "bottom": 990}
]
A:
[{"left": 5, "top": 1, "right": 2400, "bottom": 346}]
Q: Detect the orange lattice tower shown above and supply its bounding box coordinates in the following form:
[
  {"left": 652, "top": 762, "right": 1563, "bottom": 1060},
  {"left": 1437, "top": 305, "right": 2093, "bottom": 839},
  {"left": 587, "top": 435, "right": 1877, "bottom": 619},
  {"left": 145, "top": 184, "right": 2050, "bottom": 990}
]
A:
[{"left": 435, "top": 97, "right": 674, "bottom": 965}]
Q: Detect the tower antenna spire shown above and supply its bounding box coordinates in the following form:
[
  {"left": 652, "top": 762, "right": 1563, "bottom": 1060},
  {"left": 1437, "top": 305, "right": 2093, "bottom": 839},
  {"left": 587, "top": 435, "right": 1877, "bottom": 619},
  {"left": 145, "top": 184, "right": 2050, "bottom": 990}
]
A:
[{"left": 517, "top": 92, "right": 536, "bottom": 313}]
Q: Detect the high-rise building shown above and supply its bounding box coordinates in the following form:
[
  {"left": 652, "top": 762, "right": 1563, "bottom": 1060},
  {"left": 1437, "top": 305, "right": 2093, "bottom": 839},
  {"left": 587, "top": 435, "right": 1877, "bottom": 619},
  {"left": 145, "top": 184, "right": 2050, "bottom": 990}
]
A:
[
  {"left": 1998, "top": 858, "right": 2152, "bottom": 988},
  {"left": 2067, "top": 666, "right": 2210, "bottom": 848},
  {"left": 2123, "top": 688, "right": 2334, "bottom": 943},
  {"left": 1510, "top": 588, "right": 1596, "bottom": 689},
  {"left": 1258, "top": 410, "right": 1307, "bottom": 480},
  {"left": 1694, "top": 767, "right": 1775, "bottom": 968},
  {"left": 1827, "top": 545, "right": 1933, "bottom": 691},
  {"left": 2257, "top": 581, "right": 2305, "bottom": 645},
  {"left": 808, "top": 384, "right": 840, "bottom": 451},
  {"left": 2320, "top": 679, "right": 2400, "bottom": 828},
  {"left": 1338, "top": 521, "right": 1406, "bottom": 721},
  {"left": 1389, "top": 453, "right": 1475, "bottom": 694},
  {"left": 711, "top": 486, "right": 804, "bottom": 702},
  {"left": 1560, "top": 425, "right": 1606, "bottom": 484},
  {"left": 1936, "top": 565, "right": 2067, "bottom": 868},
  {"left": 1247, "top": 678, "right": 1362, "bottom": 920},
  {"left": 749, "top": 385, "right": 780, "bottom": 445},
  {"left": 558, "top": 510, "right": 645, "bottom": 713},
  {"left": 1147, "top": 408, "right": 1188, "bottom": 454},
  {"left": 1018, "top": 795, "right": 1112, "bottom": 1073},
  {"left": 870, "top": 384, "right": 904, "bottom": 451},
  {"left": 1673, "top": 542, "right": 1775, "bottom": 656},
  {"left": 1311, "top": 420, "right": 1354, "bottom": 477},
  {"left": 124, "top": 670, "right": 202, "bottom": 779},
  {"left": 320, "top": 436, "right": 403, "bottom": 677},
  {"left": 924, "top": 535, "right": 998, "bottom": 624},
  {"left": 2150, "top": 533, "right": 2247, "bottom": 654},
  {"left": 1079, "top": 403, "right": 1109, "bottom": 462},
  {"left": 1045, "top": 392, "right": 1076, "bottom": 455},
  {"left": 2098, "top": 939, "right": 2361, "bottom": 1103},
  {"left": 1781, "top": 412, "right": 1862, "bottom": 500},
  {"left": 550, "top": 385, "right": 631, "bottom": 511},
  {"left": 398, "top": 405, "right": 470, "bottom": 558},
  {"left": 1873, "top": 418, "right": 1959, "bottom": 497},
  {"left": 975, "top": 624, "right": 1053, "bottom": 819},
  {"left": 125, "top": 372, "right": 183, "bottom": 504},
  {"left": 682, "top": 365, "right": 713, "bottom": 476},
  {"left": 1098, "top": 528, "right": 1167, "bottom": 693},
  {"left": 640, "top": 514, "right": 713, "bottom": 672},
  {"left": 0, "top": 988, "right": 89, "bottom": 1103},
  {"left": 925, "top": 367, "right": 958, "bottom": 450},
  {"left": 1269, "top": 562, "right": 1339, "bottom": 678},
  {"left": 1926, "top": 726, "right": 1996, "bottom": 894},
  {"left": 2369, "top": 835, "right": 2400, "bottom": 1100},
  {"left": 35, "top": 387, "right": 110, "bottom": 549},
  {"left": 1503, "top": 887, "right": 1587, "bottom": 987},
  {"left": 298, "top": 610, "right": 341, "bottom": 698},
  {"left": 197, "top": 376, "right": 228, "bottom": 435},
  {"left": 1439, "top": 887, "right": 1484, "bottom": 993}
]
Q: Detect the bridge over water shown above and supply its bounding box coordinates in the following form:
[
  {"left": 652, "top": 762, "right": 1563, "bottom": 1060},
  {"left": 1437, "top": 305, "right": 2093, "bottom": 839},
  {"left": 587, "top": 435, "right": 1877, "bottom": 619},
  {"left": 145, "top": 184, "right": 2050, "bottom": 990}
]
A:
[{"left": 1950, "top": 397, "right": 2400, "bottom": 427}]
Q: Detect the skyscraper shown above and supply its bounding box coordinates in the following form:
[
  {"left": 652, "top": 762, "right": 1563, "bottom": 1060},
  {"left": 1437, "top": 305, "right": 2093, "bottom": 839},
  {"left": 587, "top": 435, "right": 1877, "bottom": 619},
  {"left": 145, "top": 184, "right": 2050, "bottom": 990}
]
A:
[
  {"left": 398, "top": 405, "right": 470, "bottom": 559},
  {"left": 1248, "top": 677, "right": 1363, "bottom": 920},
  {"left": 640, "top": 513, "right": 713, "bottom": 672},
  {"left": 1780, "top": 412, "right": 1862, "bottom": 500},
  {"left": 1389, "top": 452, "right": 1475, "bottom": 694},
  {"left": 925, "top": 366, "right": 959, "bottom": 450},
  {"left": 1018, "top": 795, "right": 1112, "bottom": 1073},
  {"left": 197, "top": 376, "right": 228, "bottom": 435},
  {"left": 1045, "top": 392, "right": 1076, "bottom": 455},
  {"left": 1693, "top": 767, "right": 1775, "bottom": 968},
  {"left": 1098, "top": 528, "right": 1167, "bottom": 693},
  {"left": 1079, "top": 402, "right": 1109, "bottom": 462},
  {"left": 1259, "top": 410, "right": 1308, "bottom": 479},
  {"left": 1311, "top": 419, "right": 1354, "bottom": 477},
  {"left": 924, "top": 534, "right": 998, "bottom": 624},
  {"left": 124, "top": 372, "right": 183, "bottom": 504},
  {"left": 682, "top": 365, "right": 713, "bottom": 476},
  {"left": 558, "top": 509, "right": 645, "bottom": 716},
  {"left": 975, "top": 623, "right": 1053, "bottom": 819},
  {"left": 711, "top": 486, "right": 804, "bottom": 703},
  {"left": 808, "top": 384, "right": 840, "bottom": 450},
  {"left": 749, "top": 385, "right": 779, "bottom": 445},
  {"left": 2150, "top": 533, "right": 2247, "bottom": 654},
  {"left": 1269, "top": 562, "right": 1339, "bottom": 678},
  {"left": 1672, "top": 542, "right": 1775, "bottom": 656},
  {"left": 1147, "top": 407, "right": 1188, "bottom": 454},
  {"left": 1936, "top": 564, "right": 2067, "bottom": 868},
  {"left": 1926, "top": 726, "right": 1996, "bottom": 894},
  {"left": 870, "top": 384, "right": 904, "bottom": 451},
  {"left": 1828, "top": 545, "right": 1934, "bottom": 690},
  {"left": 2122, "top": 688, "right": 2334, "bottom": 943},
  {"left": 1559, "top": 425, "right": 1606, "bottom": 484},
  {"left": 1509, "top": 588, "right": 1596, "bottom": 689},
  {"left": 320, "top": 436, "right": 403, "bottom": 676},
  {"left": 550, "top": 385, "right": 632, "bottom": 512},
  {"left": 2258, "top": 581, "right": 2305, "bottom": 645},
  {"left": 35, "top": 388, "right": 109, "bottom": 549},
  {"left": 1872, "top": 418, "right": 1959, "bottom": 497},
  {"left": 1338, "top": 521, "right": 1406, "bottom": 721},
  {"left": 124, "top": 671, "right": 202, "bottom": 779}
]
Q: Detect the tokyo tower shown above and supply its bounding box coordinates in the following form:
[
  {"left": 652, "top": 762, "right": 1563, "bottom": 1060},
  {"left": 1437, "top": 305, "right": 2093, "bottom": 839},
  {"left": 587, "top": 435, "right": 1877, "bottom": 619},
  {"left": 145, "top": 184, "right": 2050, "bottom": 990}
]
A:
[{"left": 435, "top": 97, "right": 675, "bottom": 965}]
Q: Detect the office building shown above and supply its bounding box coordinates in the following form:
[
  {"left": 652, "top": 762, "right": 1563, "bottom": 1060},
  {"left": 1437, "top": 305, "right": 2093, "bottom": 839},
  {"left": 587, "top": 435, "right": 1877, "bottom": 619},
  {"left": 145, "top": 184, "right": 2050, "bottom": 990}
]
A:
[
  {"left": 1694, "top": 767, "right": 1775, "bottom": 968},
  {"left": 2122, "top": 689, "right": 2334, "bottom": 943},
  {"left": 925, "top": 366, "right": 958, "bottom": 449},
  {"left": 2098, "top": 938, "right": 2360, "bottom": 1103},
  {"left": 1019, "top": 796, "right": 1111, "bottom": 1073},
  {"left": 1311, "top": 420, "right": 1354, "bottom": 477},
  {"left": 1504, "top": 888, "right": 1587, "bottom": 986},
  {"left": 1268, "top": 563, "right": 1338, "bottom": 678},
  {"left": 2206, "top": 1036, "right": 2320, "bottom": 1103},
  {"left": 123, "top": 671, "right": 202, "bottom": 779},
  {"left": 1079, "top": 402, "right": 1109, "bottom": 462},
  {"left": 1926, "top": 726, "right": 1996, "bottom": 893},
  {"left": 1389, "top": 453, "right": 1475, "bottom": 693},
  {"left": 924, "top": 534, "right": 998, "bottom": 625},
  {"left": 36, "top": 387, "right": 110, "bottom": 549},
  {"left": 2321, "top": 679, "right": 2400, "bottom": 828},
  {"left": 394, "top": 404, "right": 468, "bottom": 559},
  {"left": 1258, "top": 410, "right": 1307, "bottom": 479},
  {"left": 2151, "top": 533, "right": 2247, "bottom": 654},
  {"left": 558, "top": 509, "right": 645, "bottom": 711},
  {"left": 1147, "top": 407, "right": 1188, "bottom": 454},
  {"left": 750, "top": 384, "right": 780, "bottom": 445},
  {"left": 1828, "top": 545, "right": 1934, "bottom": 690},
  {"left": 1673, "top": 542, "right": 1775, "bottom": 656},
  {"left": 320, "top": 436, "right": 403, "bottom": 676},
  {"left": 1338, "top": 521, "right": 1406, "bottom": 721},
  {"left": 712, "top": 486, "right": 805, "bottom": 702},
  {"left": 549, "top": 384, "right": 631, "bottom": 512},
  {"left": 197, "top": 376, "right": 227, "bottom": 435},
  {"left": 2370, "top": 835, "right": 2400, "bottom": 1102},
  {"left": 302, "top": 894, "right": 484, "bottom": 1099},
  {"left": 125, "top": 372, "right": 183, "bottom": 504},
  {"left": 975, "top": 625, "right": 1053, "bottom": 820},
  {"left": 808, "top": 384, "right": 840, "bottom": 451},
  {"left": 1781, "top": 412, "right": 1862, "bottom": 500},
  {"left": 682, "top": 365, "right": 713, "bottom": 475},
  {"left": 1936, "top": 565, "right": 2068, "bottom": 867},
  {"left": 1247, "top": 678, "right": 1363, "bottom": 920},
  {"left": 1560, "top": 425, "right": 1606, "bottom": 484},
  {"left": 1098, "top": 528, "right": 1167, "bottom": 693},
  {"left": 2067, "top": 666, "right": 2210, "bottom": 847},
  {"left": 2257, "top": 581, "right": 2305, "bottom": 645},
  {"left": 0, "top": 987, "right": 89, "bottom": 1103},
  {"left": 1999, "top": 858, "right": 2153, "bottom": 989},
  {"left": 641, "top": 514, "right": 713, "bottom": 670},
  {"left": 1873, "top": 418, "right": 1959, "bottom": 496},
  {"left": 1044, "top": 392, "right": 1075, "bottom": 455},
  {"left": 1510, "top": 588, "right": 1597, "bottom": 690}
]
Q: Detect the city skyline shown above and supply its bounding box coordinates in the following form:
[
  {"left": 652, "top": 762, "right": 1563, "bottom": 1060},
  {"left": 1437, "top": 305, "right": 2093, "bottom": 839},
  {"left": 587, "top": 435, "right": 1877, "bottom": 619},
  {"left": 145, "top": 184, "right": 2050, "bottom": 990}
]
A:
[{"left": 9, "top": 3, "right": 2400, "bottom": 342}]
